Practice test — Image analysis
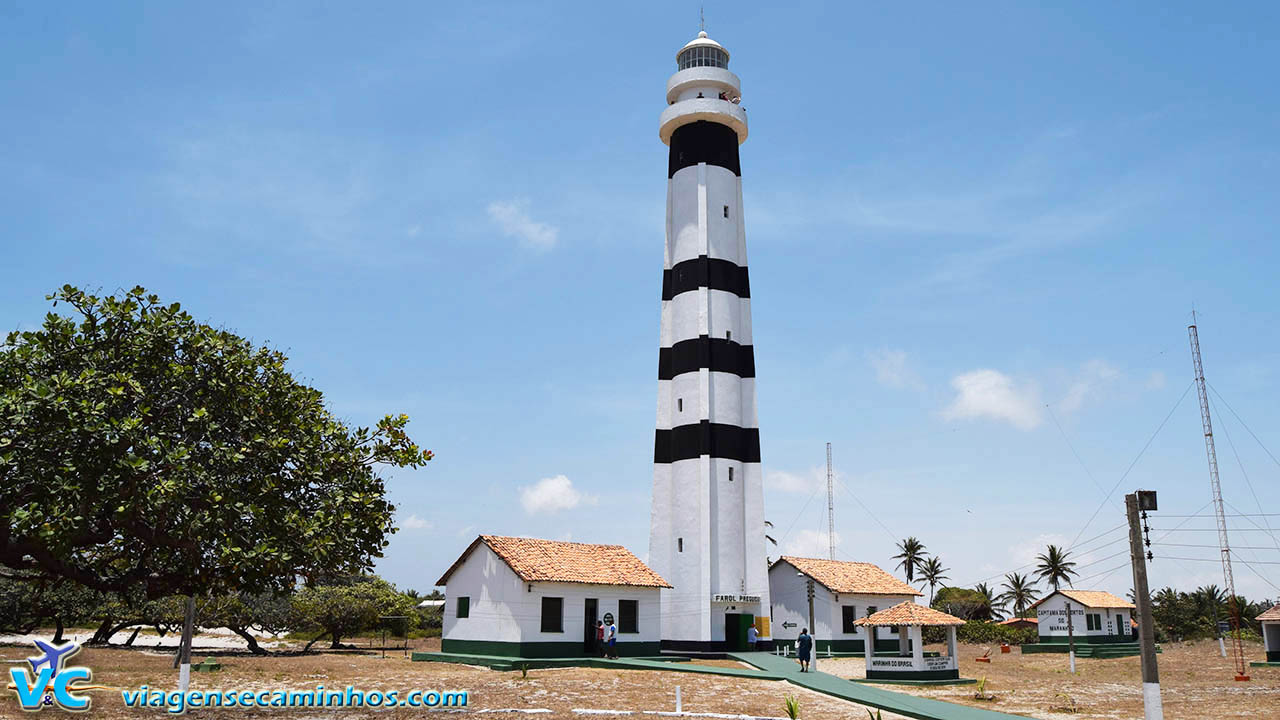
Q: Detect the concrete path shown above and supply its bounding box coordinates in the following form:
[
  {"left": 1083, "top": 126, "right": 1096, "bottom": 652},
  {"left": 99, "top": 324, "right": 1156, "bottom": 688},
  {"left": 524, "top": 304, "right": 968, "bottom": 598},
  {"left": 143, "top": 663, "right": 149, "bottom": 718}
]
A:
[{"left": 730, "top": 652, "right": 1030, "bottom": 720}]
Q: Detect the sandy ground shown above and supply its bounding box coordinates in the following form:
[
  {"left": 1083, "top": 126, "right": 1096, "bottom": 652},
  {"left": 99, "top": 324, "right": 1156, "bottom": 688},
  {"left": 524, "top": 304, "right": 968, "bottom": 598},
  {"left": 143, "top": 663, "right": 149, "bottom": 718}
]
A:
[
  {"left": 3, "top": 635, "right": 1274, "bottom": 719},
  {"left": 0, "top": 636, "right": 907, "bottom": 720},
  {"left": 816, "top": 640, "right": 1278, "bottom": 719}
]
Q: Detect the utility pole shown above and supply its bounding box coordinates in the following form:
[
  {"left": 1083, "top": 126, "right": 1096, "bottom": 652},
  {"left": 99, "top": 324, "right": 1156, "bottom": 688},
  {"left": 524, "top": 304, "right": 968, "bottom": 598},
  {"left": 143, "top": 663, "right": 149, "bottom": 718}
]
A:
[
  {"left": 1188, "top": 315, "right": 1250, "bottom": 681},
  {"left": 1065, "top": 596, "right": 1076, "bottom": 674},
  {"left": 806, "top": 577, "right": 817, "bottom": 673},
  {"left": 826, "top": 443, "right": 835, "bottom": 560},
  {"left": 1127, "top": 491, "right": 1164, "bottom": 720}
]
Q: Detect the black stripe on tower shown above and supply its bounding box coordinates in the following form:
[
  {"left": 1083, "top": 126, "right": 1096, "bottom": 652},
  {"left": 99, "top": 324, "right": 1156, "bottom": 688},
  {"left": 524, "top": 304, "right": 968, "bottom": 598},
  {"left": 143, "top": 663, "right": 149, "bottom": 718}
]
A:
[
  {"left": 658, "top": 335, "right": 755, "bottom": 380},
  {"left": 662, "top": 255, "right": 750, "bottom": 300},
  {"left": 668, "top": 121, "right": 741, "bottom": 178},
  {"left": 653, "top": 421, "right": 761, "bottom": 463}
]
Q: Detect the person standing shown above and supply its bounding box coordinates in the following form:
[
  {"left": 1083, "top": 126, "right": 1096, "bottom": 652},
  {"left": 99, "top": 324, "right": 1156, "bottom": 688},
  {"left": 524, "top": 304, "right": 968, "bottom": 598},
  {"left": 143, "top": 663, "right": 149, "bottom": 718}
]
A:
[
  {"left": 606, "top": 618, "right": 618, "bottom": 659},
  {"left": 747, "top": 623, "right": 758, "bottom": 651},
  {"left": 595, "top": 620, "right": 605, "bottom": 657},
  {"left": 796, "top": 628, "right": 813, "bottom": 672}
]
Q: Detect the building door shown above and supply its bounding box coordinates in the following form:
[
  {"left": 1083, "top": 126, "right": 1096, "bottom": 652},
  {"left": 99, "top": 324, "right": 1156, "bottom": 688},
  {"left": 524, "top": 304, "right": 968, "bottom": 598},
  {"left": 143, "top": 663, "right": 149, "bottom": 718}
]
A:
[
  {"left": 724, "top": 613, "right": 754, "bottom": 651},
  {"left": 583, "top": 598, "right": 598, "bottom": 655}
]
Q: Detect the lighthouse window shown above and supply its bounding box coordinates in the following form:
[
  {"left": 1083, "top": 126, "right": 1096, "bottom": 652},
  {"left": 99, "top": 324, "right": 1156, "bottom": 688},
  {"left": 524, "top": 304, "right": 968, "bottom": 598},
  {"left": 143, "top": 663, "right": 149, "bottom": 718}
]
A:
[
  {"left": 678, "top": 538, "right": 684, "bottom": 552},
  {"left": 677, "top": 398, "right": 683, "bottom": 412},
  {"left": 677, "top": 46, "right": 729, "bottom": 71},
  {"left": 728, "top": 467, "right": 734, "bottom": 482},
  {"left": 726, "top": 331, "right": 731, "bottom": 341},
  {"left": 723, "top": 205, "right": 729, "bottom": 218}
]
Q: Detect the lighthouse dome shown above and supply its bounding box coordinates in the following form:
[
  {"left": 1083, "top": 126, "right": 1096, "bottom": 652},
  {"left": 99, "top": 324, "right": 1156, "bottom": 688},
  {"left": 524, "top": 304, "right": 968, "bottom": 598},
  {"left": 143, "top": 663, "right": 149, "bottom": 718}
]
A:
[{"left": 676, "top": 31, "right": 729, "bottom": 69}]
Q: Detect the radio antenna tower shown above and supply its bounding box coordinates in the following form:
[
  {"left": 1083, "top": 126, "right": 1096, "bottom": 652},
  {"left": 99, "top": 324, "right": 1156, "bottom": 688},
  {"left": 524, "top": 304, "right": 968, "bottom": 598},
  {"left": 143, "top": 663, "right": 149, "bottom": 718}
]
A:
[
  {"left": 826, "top": 443, "right": 835, "bottom": 560},
  {"left": 1188, "top": 313, "right": 1250, "bottom": 681}
]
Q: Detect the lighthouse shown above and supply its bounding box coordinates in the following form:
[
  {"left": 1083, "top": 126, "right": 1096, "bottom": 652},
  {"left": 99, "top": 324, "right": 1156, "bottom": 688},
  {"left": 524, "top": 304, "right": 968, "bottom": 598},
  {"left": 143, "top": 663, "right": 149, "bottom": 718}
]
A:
[{"left": 649, "top": 30, "right": 770, "bottom": 652}]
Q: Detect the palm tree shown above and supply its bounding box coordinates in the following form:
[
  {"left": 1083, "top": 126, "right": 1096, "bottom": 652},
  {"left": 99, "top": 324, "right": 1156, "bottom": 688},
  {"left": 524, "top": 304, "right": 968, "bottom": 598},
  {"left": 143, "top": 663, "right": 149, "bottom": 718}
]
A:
[
  {"left": 976, "top": 582, "right": 1005, "bottom": 620},
  {"left": 893, "top": 537, "right": 928, "bottom": 584},
  {"left": 996, "top": 572, "right": 1040, "bottom": 618},
  {"left": 917, "top": 556, "right": 949, "bottom": 604},
  {"left": 1034, "top": 544, "right": 1078, "bottom": 592}
]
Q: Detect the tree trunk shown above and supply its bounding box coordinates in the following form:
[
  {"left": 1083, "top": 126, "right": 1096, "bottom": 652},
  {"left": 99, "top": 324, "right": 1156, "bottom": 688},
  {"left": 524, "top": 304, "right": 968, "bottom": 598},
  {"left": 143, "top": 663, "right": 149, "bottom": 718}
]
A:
[
  {"left": 302, "top": 631, "right": 331, "bottom": 653},
  {"left": 125, "top": 626, "right": 142, "bottom": 647},
  {"left": 230, "top": 626, "right": 267, "bottom": 655},
  {"left": 52, "top": 617, "right": 65, "bottom": 645},
  {"left": 88, "top": 618, "right": 113, "bottom": 645}
]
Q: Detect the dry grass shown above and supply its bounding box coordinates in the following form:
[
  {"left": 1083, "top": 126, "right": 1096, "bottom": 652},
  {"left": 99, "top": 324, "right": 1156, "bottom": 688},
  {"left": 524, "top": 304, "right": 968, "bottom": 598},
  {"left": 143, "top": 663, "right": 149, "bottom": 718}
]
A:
[
  {"left": 3, "top": 637, "right": 1273, "bottom": 719},
  {"left": 0, "top": 637, "right": 905, "bottom": 720},
  {"left": 819, "top": 640, "right": 1279, "bottom": 719}
]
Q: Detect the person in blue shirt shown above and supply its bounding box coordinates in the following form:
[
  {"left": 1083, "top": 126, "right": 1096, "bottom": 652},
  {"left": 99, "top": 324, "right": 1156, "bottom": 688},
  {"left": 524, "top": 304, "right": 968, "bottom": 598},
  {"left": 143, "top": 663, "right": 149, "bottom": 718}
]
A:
[{"left": 796, "top": 628, "right": 813, "bottom": 672}]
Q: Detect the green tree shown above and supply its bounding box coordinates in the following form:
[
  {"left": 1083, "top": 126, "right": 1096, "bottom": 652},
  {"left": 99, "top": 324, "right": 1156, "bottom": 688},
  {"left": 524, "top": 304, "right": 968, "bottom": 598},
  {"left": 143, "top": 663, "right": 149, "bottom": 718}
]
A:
[
  {"left": 996, "top": 572, "right": 1040, "bottom": 618},
  {"left": 292, "top": 575, "right": 418, "bottom": 650},
  {"left": 0, "top": 286, "right": 433, "bottom": 602},
  {"left": 932, "top": 586, "right": 991, "bottom": 620},
  {"left": 917, "top": 556, "right": 949, "bottom": 604},
  {"left": 1034, "top": 544, "right": 1078, "bottom": 592},
  {"left": 974, "top": 582, "right": 1005, "bottom": 620},
  {"left": 893, "top": 537, "right": 928, "bottom": 584},
  {"left": 203, "top": 592, "right": 294, "bottom": 655}
]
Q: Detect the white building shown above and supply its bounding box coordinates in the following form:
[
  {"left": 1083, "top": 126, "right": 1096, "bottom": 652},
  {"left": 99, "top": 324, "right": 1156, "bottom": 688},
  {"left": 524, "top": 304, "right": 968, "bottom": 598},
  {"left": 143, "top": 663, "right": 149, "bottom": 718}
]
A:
[
  {"left": 768, "top": 556, "right": 921, "bottom": 654},
  {"left": 436, "top": 535, "right": 671, "bottom": 658},
  {"left": 1030, "top": 589, "right": 1135, "bottom": 645},
  {"left": 1258, "top": 604, "right": 1280, "bottom": 665},
  {"left": 648, "top": 29, "right": 771, "bottom": 654}
]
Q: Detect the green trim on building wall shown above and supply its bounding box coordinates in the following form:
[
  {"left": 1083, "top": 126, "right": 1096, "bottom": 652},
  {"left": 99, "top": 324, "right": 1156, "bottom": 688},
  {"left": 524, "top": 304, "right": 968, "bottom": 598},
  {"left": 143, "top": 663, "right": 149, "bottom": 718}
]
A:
[{"left": 441, "top": 638, "right": 660, "bottom": 658}]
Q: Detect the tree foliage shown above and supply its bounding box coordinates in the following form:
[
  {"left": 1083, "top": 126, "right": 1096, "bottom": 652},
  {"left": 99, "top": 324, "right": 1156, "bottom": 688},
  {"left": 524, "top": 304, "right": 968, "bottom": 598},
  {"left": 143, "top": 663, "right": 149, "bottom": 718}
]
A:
[
  {"left": 932, "top": 586, "right": 992, "bottom": 621},
  {"left": 0, "top": 286, "right": 432, "bottom": 600},
  {"left": 893, "top": 537, "right": 928, "bottom": 584},
  {"left": 291, "top": 575, "right": 418, "bottom": 650}
]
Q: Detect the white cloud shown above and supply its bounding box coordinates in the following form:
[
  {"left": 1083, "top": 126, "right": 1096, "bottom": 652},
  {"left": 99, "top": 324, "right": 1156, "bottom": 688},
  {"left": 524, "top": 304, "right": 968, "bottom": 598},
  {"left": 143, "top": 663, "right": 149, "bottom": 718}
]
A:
[
  {"left": 783, "top": 529, "right": 841, "bottom": 559},
  {"left": 401, "top": 513, "right": 432, "bottom": 530},
  {"left": 1060, "top": 360, "right": 1120, "bottom": 413},
  {"left": 942, "top": 369, "right": 1042, "bottom": 430},
  {"left": 487, "top": 199, "right": 559, "bottom": 251},
  {"left": 766, "top": 466, "right": 841, "bottom": 495},
  {"left": 519, "top": 474, "right": 597, "bottom": 515},
  {"left": 868, "top": 348, "right": 925, "bottom": 391}
]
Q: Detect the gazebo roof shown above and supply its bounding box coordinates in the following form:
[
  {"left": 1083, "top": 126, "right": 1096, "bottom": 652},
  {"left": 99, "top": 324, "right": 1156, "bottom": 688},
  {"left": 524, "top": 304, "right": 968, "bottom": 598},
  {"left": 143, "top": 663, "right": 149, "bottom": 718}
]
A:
[
  {"left": 854, "top": 601, "right": 965, "bottom": 627},
  {"left": 1257, "top": 603, "right": 1280, "bottom": 622}
]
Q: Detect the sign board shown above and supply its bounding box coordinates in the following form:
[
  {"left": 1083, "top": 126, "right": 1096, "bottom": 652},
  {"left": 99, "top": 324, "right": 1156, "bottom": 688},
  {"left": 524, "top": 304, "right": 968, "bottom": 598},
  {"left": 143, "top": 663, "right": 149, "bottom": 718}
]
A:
[
  {"left": 870, "top": 657, "right": 918, "bottom": 670},
  {"left": 603, "top": 612, "right": 614, "bottom": 626},
  {"left": 924, "top": 655, "right": 955, "bottom": 671},
  {"left": 1137, "top": 490, "right": 1158, "bottom": 511},
  {"left": 712, "top": 594, "right": 761, "bottom": 603}
]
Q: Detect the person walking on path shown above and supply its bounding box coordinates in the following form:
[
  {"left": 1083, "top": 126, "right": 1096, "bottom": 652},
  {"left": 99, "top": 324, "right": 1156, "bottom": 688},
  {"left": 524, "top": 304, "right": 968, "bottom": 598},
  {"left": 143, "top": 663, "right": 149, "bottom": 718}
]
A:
[
  {"left": 606, "top": 619, "right": 618, "bottom": 659},
  {"left": 595, "top": 620, "right": 605, "bottom": 657},
  {"left": 747, "top": 623, "right": 758, "bottom": 650},
  {"left": 796, "top": 628, "right": 813, "bottom": 672}
]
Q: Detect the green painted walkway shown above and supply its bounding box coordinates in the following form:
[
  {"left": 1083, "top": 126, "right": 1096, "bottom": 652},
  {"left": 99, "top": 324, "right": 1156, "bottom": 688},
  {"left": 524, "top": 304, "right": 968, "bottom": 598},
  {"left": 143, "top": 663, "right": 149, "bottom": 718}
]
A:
[
  {"left": 415, "top": 649, "right": 1031, "bottom": 719},
  {"left": 730, "top": 652, "right": 1031, "bottom": 720}
]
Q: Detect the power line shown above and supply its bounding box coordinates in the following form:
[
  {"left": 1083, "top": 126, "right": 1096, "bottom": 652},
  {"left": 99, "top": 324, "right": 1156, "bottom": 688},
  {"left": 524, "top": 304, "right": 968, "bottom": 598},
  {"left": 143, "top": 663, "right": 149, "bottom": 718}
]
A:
[
  {"left": 1154, "top": 543, "right": 1280, "bottom": 551},
  {"left": 1158, "top": 556, "right": 1280, "bottom": 566}
]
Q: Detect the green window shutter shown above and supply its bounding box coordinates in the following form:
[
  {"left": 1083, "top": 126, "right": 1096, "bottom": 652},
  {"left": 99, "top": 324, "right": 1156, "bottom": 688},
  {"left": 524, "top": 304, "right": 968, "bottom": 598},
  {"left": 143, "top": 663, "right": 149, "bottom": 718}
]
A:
[
  {"left": 456, "top": 596, "right": 470, "bottom": 619},
  {"left": 841, "top": 606, "right": 857, "bottom": 634},
  {"left": 540, "top": 597, "right": 563, "bottom": 633},
  {"left": 619, "top": 599, "right": 639, "bottom": 633}
]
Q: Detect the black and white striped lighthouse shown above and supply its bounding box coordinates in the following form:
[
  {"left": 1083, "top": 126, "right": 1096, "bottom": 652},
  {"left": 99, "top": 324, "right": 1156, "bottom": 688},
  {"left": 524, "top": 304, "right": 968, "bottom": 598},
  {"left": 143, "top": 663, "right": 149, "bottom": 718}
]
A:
[{"left": 649, "top": 30, "right": 770, "bottom": 652}]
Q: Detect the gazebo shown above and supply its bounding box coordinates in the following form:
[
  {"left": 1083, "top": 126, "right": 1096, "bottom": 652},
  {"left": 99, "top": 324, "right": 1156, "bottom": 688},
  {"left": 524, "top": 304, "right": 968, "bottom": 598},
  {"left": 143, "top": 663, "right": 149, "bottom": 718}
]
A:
[
  {"left": 854, "top": 602, "right": 967, "bottom": 683},
  {"left": 1253, "top": 603, "right": 1280, "bottom": 667}
]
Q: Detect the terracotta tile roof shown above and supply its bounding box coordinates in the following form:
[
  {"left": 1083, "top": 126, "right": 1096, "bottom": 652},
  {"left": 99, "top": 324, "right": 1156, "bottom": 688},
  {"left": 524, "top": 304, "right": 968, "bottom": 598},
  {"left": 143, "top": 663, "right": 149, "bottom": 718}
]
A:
[
  {"left": 1258, "top": 603, "right": 1280, "bottom": 622},
  {"left": 997, "top": 617, "right": 1038, "bottom": 626},
  {"left": 855, "top": 601, "right": 965, "bottom": 627},
  {"left": 1029, "top": 589, "right": 1134, "bottom": 611},
  {"left": 775, "top": 556, "right": 921, "bottom": 597},
  {"left": 436, "top": 535, "right": 672, "bottom": 589}
]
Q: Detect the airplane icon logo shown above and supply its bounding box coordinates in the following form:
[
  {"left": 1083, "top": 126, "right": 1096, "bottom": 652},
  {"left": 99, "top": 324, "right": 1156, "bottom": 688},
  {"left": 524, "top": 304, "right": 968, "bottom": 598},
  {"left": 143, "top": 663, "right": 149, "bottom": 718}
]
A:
[{"left": 28, "top": 639, "right": 81, "bottom": 677}]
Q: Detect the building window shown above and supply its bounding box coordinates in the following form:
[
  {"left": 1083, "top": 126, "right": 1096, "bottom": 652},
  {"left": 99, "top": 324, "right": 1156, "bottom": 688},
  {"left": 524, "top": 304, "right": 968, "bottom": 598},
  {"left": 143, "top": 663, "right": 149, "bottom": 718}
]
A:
[
  {"left": 1086, "top": 613, "right": 1101, "bottom": 631},
  {"left": 728, "top": 467, "right": 734, "bottom": 482},
  {"left": 456, "top": 596, "right": 470, "bottom": 619},
  {"left": 619, "top": 600, "right": 639, "bottom": 633},
  {"left": 1117, "top": 614, "right": 1124, "bottom": 632},
  {"left": 541, "top": 597, "right": 564, "bottom": 633},
  {"left": 841, "top": 606, "right": 857, "bottom": 634},
  {"left": 723, "top": 205, "right": 729, "bottom": 218},
  {"left": 677, "top": 398, "right": 683, "bottom": 412},
  {"left": 678, "top": 538, "right": 683, "bottom": 552}
]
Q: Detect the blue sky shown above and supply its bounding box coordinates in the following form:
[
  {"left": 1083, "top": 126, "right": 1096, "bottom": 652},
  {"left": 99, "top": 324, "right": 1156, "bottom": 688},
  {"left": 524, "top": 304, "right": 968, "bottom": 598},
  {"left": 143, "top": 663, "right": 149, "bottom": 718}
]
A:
[{"left": 3, "top": 2, "right": 1279, "bottom": 604}]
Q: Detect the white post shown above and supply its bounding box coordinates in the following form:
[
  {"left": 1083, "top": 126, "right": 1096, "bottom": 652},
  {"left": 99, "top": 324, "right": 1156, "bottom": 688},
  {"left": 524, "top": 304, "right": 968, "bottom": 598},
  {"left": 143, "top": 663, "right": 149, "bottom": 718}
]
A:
[
  {"left": 675, "top": 685, "right": 682, "bottom": 713},
  {"left": 864, "top": 629, "right": 875, "bottom": 677},
  {"left": 1219, "top": 636, "right": 1226, "bottom": 658},
  {"left": 947, "top": 626, "right": 958, "bottom": 664},
  {"left": 911, "top": 626, "right": 924, "bottom": 669}
]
